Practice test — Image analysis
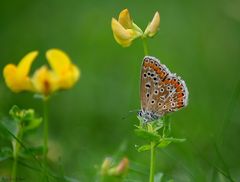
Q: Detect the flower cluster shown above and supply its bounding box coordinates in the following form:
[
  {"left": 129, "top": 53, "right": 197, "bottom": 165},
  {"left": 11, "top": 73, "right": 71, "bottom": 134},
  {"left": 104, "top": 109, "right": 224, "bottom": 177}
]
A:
[
  {"left": 111, "top": 9, "right": 160, "bottom": 47},
  {"left": 3, "top": 49, "right": 80, "bottom": 98}
]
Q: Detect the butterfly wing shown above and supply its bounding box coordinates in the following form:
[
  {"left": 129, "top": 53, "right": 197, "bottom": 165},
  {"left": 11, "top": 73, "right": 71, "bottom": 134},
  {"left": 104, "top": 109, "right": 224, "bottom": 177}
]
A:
[
  {"left": 140, "top": 56, "right": 189, "bottom": 121},
  {"left": 140, "top": 56, "right": 171, "bottom": 117},
  {"left": 156, "top": 74, "right": 189, "bottom": 114}
]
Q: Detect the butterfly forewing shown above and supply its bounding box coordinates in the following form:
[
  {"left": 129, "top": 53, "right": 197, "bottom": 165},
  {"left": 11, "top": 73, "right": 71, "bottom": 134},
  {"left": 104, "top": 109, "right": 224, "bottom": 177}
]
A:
[{"left": 140, "top": 56, "right": 170, "bottom": 115}]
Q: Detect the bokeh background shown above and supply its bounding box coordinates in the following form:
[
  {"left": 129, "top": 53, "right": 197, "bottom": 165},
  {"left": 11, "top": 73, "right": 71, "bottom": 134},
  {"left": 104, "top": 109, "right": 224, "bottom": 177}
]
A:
[{"left": 0, "top": 0, "right": 240, "bottom": 181}]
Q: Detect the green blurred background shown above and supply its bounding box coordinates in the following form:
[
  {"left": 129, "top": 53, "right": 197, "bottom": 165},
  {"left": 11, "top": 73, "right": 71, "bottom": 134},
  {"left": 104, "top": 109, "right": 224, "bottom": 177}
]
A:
[{"left": 0, "top": 0, "right": 240, "bottom": 181}]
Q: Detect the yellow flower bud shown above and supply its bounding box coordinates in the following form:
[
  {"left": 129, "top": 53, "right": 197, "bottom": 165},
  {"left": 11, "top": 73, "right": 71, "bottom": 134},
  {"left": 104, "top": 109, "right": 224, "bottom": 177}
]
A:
[
  {"left": 3, "top": 51, "right": 38, "bottom": 92},
  {"left": 100, "top": 157, "right": 112, "bottom": 175},
  {"left": 111, "top": 9, "right": 143, "bottom": 47},
  {"left": 144, "top": 11, "right": 160, "bottom": 37},
  {"left": 115, "top": 157, "right": 129, "bottom": 175}
]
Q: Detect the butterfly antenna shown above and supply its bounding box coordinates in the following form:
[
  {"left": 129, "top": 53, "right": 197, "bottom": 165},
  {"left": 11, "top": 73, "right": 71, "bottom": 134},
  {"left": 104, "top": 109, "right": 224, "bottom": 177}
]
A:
[{"left": 121, "top": 109, "right": 139, "bottom": 120}]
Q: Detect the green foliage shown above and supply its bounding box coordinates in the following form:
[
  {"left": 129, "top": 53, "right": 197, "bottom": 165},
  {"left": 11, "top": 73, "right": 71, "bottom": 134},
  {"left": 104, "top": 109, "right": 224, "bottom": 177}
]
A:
[
  {"left": 0, "top": 146, "right": 12, "bottom": 162},
  {"left": 135, "top": 116, "right": 185, "bottom": 152},
  {"left": 9, "top": 105, "right": 42, "bottom": 132}
]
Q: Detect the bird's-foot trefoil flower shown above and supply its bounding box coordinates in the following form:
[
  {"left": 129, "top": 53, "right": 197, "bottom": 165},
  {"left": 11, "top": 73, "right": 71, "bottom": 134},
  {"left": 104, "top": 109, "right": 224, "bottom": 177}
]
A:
[
  {"left": 3, "top": 49, "right": 80, "bottom": 98},
  {"left": 111, "top": 9, "right": 143, "bottom": 47},
  {"left": 111, "top": 9, "right": 161, "bottom": 48}
]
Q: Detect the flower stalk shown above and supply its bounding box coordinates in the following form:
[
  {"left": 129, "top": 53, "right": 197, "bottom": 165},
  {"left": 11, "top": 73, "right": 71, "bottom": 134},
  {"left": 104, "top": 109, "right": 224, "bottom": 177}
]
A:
[
  {"left": 142, "top": 37, "right": 149, "bottom": 56},
  {"left": 11, "top": 123, "right": 23, "bottom": 182},
  {"left": 43, "top": 99, "right": 49, "bottom": 163},
  {"left": 149, "top": 142, "right": 156, "bottom": 182}
]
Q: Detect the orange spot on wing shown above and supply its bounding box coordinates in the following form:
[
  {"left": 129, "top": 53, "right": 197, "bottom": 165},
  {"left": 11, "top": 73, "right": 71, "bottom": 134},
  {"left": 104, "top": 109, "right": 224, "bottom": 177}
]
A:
[
  {"left": 176, "top": 87, "right": 182, "bottom": 92},
  {"left": 177, "top": 93, "right": 183, "bottom": 98}
]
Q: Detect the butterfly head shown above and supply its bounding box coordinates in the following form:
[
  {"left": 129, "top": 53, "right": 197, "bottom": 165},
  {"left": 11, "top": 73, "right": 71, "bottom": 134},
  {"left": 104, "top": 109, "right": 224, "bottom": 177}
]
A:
[{"left": 138, "top": 110, "right": 160, "bottom": 122}]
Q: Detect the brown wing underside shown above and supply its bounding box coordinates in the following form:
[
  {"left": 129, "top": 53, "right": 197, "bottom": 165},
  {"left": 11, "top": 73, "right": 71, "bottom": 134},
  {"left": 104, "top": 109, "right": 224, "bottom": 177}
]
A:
[{"left": 140, "top": 56, "right": 188, "bottom": 117}]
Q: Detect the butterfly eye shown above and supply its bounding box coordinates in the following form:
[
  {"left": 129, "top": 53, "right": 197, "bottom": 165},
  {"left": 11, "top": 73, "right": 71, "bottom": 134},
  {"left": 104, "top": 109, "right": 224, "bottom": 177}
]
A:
[
  {"left": 147, "top": 72, "right": 151, "bottom": 76},
  {"left": 151, "top": 100, "right": 155, "bottom": 104},
  {"left": 170, "top": 98, "right": 173, "bottom": 102},
  {"left": 160, "top": 88, "right": 164, "bottom": 93},
  {"left": 150, "top": 73, "right": 155, "bottom": 77},
  {"left": 168, "top": 109, "right": 173, "bottom": 112},
  {"left": 163, "top": 105, "right": 167, "bottom": 109},
  {"left": 154, "top": 90, "right": 158, "bottom": 95},
  {"left": 167, "top": 86, "right": 171, "bottom": 91},
  {"left": 143, "top": 73, "right": 147, "bottom": 78},
  {"left": 146, "top": 93, "right": 150, "bottom": 97},
  {"left": 158, "top": 103, "right": 162, "bottom": 106},
  {"left": 155, "top": 63, "right": 158, "bottom": 66},
  {"left": 138, "top": 111, "right": 143, "bottom": 117},
  {"left": 153, "top": 77, "right": 157, "bottom": 81},
  {"left": 171, "top": 103, "right": 175, "bottom": 107}
]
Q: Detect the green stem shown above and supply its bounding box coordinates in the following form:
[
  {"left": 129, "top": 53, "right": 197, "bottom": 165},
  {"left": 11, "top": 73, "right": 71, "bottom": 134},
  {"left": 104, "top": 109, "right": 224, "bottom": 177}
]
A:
[
  {"left": 149, "top": 142, "right": 156, "bottom": 182},
  {"left": 142, "top": 37, "right": 149, "bottom": 56},
  {"left": 43, "top": 99, "right": 49, "bottom": 181},
  {"left": 43, "top": 99, "right": 48, "bottom": 162},
  {"left": 11, "top": 123, "right": 23, "bottom": 182}
]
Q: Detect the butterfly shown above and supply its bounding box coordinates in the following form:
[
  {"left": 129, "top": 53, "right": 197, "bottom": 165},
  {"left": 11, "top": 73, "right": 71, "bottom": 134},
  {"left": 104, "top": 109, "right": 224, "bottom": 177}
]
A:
[{"left": 138, "top": 56, "right": 189, "bottom": 122}]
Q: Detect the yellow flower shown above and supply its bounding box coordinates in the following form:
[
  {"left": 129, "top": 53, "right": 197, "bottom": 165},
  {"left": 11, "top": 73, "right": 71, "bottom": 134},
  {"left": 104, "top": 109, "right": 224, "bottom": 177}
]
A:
[
  {"left": 3, "top": 51, "right": 38, "bottom": 92},
  {"left": 32, "top": 49, "right": 80, "bottom": 96},
  {"left": 144, "top": 11, "right": 160, "bottom": 37},
  {"left": 3, "top": 49, "right": 80, "bottom": 97},
  {"left": 111, "top": 9, "right": 143, "bottom": 47}
]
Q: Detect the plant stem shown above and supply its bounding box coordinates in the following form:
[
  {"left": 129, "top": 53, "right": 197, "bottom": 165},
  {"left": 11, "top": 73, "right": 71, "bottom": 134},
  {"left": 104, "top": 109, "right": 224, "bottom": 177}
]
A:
[
  {"left": 149, "top": 142, "right": 156, "bottom": 182},
  {"left": 43, "top": 99, "right": 49, "bottom": 181},
  {"left": 43, "top": 99, "right": 48, "bottom": 162},
  {"left": 11, "top": 123, "right": 23, "bottom": 182},
  {"left": 142, "top": 37, "right": 149, "bottom": 56}
]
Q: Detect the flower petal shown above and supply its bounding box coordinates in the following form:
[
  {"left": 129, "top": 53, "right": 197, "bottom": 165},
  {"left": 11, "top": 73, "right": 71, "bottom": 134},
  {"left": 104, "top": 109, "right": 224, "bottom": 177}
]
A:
[
  {"left": 17, "top": 51, "right": 38, "bottom": 76},
  {"left": 118, "top": 9, "right": 132, "bottom": 29},
  {"left": 144, "top": 11, "right": 160, "bottom": 37},
  {"left": 111, "top": 18, "right": 132, "bottom": 40},
  {"left": 46, "top": 49, "right": 71, "bottom": 75},
  {"left": 58, "top": 64, "right": 80, "bottom": 89}
]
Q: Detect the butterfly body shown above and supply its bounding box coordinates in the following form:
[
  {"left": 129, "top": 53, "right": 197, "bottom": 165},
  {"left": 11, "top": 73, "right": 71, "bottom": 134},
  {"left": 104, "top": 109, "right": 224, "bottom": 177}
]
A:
[{"left": 139, "top": 56, "right": 189, "bottom": 122}]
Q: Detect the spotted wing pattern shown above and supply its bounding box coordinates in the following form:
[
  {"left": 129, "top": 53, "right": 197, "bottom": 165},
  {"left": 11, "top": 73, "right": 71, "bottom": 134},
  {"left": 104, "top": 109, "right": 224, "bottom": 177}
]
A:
[{"left": 140, "top": 56, "right": 189, "bottom": 122}]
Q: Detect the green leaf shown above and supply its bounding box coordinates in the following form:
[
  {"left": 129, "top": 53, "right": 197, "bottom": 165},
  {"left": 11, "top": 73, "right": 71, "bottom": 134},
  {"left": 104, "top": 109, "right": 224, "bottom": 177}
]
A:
[
  {"left": 24, "top": 118, "right": 42, "bottom": 131},
  {"left": 0, "top": 146, "right": 12, "bottom": 162},
  {"left": 0, "top": 119, "right": 18, "bottom": 138},
  {"left": 157, "top": 137, "right": 186, "bottom": 148},
  {"left": 157, "top": 140, "right": 172, "bottom": 148},
  {"left": 137, "top": 144, "right": 151, "bottom": 152},
  {"left": 163, "top": 137, "right": 186, "bottom": 143},
  {"left": 9, "top": 105, "right": 21, "bottom": 122},
  {"left": 154, "top": 172, "right": 163, "bottom": 182},
  {"left": 134, "top": 128, "right": 161, "bottom": 142},
  {"left": 20, "top": 146, "right": 44, "bottom": 158}
]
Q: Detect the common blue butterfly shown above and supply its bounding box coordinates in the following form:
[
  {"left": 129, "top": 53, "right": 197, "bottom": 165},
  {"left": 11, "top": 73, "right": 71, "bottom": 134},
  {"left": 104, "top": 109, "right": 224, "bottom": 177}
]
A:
[{"left": 138, "top": 56, "right": 189, "bottom": 122}]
